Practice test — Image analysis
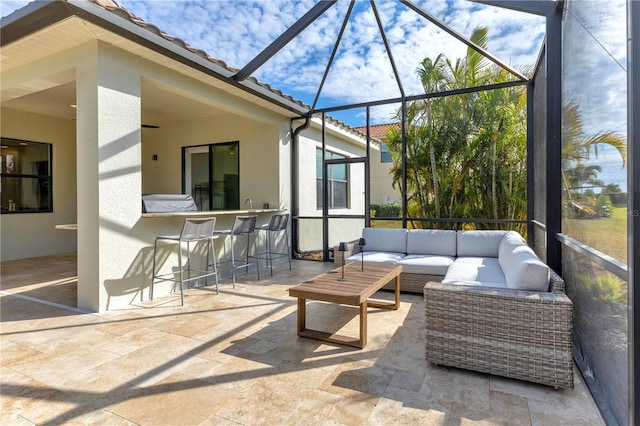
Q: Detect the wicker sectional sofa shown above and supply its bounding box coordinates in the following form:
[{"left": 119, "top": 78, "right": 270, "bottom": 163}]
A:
[{"left": 335, "top": 228, "right": 574, "bottom": 389}]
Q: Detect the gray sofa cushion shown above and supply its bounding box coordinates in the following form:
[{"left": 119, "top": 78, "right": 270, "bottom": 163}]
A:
[
  {"left": 442, "top": 257, "right": 507, "bottom": 288},
  {"left": 398, "top": 254, "right": 455, "bottom": 275},
  {"left": 498, "top": 231, "right": 550, "bottom": 291},
  {"left": 362, "top": 228, "right": 407, "bottom": 254},
  {"left": 456, "top": 230, "right": 507, "bottom": 257},
  {"left": 406, "top": 229, "right": 457, "bottom": 256},
  {"left": 346, "top": 251, "right": 405, "bottom": 264}
]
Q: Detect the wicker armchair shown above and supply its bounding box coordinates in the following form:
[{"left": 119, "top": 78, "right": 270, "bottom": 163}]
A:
[{"left": 424, "top": 270, "right": 574, "bottom": 389}]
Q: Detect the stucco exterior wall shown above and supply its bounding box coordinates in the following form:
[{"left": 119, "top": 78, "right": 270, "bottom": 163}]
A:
[
  {"left": 296, "top": 124, "right": 367, "bottom": 253},
  {"left": 370, "top": 151, "right": 401, "bottom": 206},
  {"left": 1, "top": 35, "right": 360, "bottom": 311},
  {"left": 141, "top": 113, "right": 285, "bottom": 211},
  {"left": 75, "top": 43, "right": 297, "bottom": 311},
  {"left": 0, "top": 108, "right": 77, "bottom": 261},
  {"left": 1, "top": 39, "right": 297, "bottom": 310}
]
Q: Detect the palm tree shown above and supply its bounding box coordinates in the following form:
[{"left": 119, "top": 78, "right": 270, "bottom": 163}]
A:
[
  {"left": 562, "top": 101, "right": 626, "bottom": 168},
  {"left": 561, "top": 101, "right": 626, "bottom": 215},
  {"left": 386, "top": 26, "right": 528, "bottom": 231}
]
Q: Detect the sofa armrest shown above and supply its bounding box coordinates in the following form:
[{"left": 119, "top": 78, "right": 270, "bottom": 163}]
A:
[
  {"left": 549, "top": 269, "right": 565, "bottom": 292},
  {"left": 332, "top": 239, "right": 361, "bottom": 263},
  {"left": 424, "top": 281, "right": 572, "bottom": 305}
]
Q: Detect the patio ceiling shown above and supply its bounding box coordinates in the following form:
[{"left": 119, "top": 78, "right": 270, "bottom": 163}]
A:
[
  {"left": 1, "top": 76, "right": 228, "bottom": 126},
  {"left": 0, "top": 1, "right": 311, "bottom": 127}
]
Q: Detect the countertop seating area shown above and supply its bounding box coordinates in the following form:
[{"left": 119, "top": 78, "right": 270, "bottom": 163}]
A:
[{"left": 335, "top": 228, "right": 574, "bottom": 389}]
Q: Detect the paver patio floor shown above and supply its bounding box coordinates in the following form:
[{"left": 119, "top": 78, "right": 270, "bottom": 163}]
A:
[{"left": 1, "top": 254, "right": 604, "bottom": 425}]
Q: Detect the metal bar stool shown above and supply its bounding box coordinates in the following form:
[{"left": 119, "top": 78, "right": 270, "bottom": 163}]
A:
[
  {"left": 252, "top": 213, "right": 291, "bottom": 276},
  {"left": 151, "top": 217, "right": 218, "bottom": 305},
  {"left": 213, "top": 215, "right": 259, "bottom": 286}
]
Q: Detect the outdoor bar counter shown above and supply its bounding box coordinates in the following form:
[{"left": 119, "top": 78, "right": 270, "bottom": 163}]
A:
[{"left": 141, "top": 208, "right": 280, "bottom": 218}]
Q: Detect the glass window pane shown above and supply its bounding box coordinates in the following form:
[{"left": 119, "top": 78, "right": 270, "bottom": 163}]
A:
[
  {"left": 1, "top": 139, "right": 52, "bottom": 214},
  {"left": 316, "top": 149, "right": 323, "bottom": 176},
  {"left": 332, "top": 181, "right": 347, "bottom": 208},
  {"left": 1, "top": 176, "right": 52, "bottom": 212},
  {"left": 316, "top": 178, "right": 322, "bottom": 209},
  {"left": 331, "top": 164, "right": 347, "bottom": 180},
  {"left": 183, "top": 141, "right": 239, "bottom": 211},
  {"left": 1, "top": 140, "right": 49, "bottom": 175},
  {"left": 212, "top": 143, "right": 239, "bottom": 209}
]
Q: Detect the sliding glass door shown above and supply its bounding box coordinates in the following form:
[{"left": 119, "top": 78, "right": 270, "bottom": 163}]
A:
[{"left": 183, "top": 141, "right": 239, "bottom": 210}]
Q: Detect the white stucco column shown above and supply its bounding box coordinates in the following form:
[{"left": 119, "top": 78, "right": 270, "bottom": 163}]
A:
[
  {"left": 76, "top": 42, "right": 142, "bottom": 312},
  {"left": 278, "top": 123, "right": 292, "bottom": 211}
]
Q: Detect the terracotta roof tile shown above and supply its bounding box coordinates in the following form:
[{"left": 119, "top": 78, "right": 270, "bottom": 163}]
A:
[{"left": 354, "top": 123, "right": 399, "bottom": 138}]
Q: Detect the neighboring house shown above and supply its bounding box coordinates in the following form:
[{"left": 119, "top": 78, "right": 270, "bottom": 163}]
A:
[
  {"left": 355, "top": 123, "right": 402, "bottom": 207},
  {"left": 0, "top": 0, "right": 368, "bottom": 311}
]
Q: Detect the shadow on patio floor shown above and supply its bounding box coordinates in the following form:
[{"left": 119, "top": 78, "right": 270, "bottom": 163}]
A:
[{"left": 0, "top": 254, "right": 604, "bottom": 425}]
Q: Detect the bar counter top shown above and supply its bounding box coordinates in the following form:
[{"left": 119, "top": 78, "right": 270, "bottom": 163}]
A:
[{"left": 141, "top": 208, "right": 281, "bottom": 218}]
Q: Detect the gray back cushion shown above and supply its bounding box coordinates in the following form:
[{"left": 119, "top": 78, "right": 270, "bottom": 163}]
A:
[
  {"left": 406, "top": 229, "right": 457, "bottom": 256},
  {"left": 456, "top": 230, "right": 507, "bottom": 257},
  {"left": 498, "top": 231, "right": 550, "bottom": 291},
  {"left": 362, "top": 228, "right": 407, "bottom": 253}
]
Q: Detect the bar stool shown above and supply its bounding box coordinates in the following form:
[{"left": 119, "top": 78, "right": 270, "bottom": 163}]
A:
[
  {"left": 213, "top": 215, "right": 259, "bottom": 286},
  {"left": 253, "top": 213, "right": 291, "bottom": 276},
  {"left": 151, "top": 217, "right": 218, "bottom": 305}
]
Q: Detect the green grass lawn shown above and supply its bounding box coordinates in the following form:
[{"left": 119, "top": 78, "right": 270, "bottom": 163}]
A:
[{"left": 563, "top": 206, "right": 627, "bottom": 264}]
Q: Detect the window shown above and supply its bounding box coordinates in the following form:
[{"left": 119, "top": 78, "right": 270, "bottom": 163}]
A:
[
  {"left": 316, "top": 148, "right": 348, "bottom": 209},
  {"left": 380, "top": 143, "right": 392, "bottom": 163},
  {"left": 1, "top": 138, "right": 52, "bottom": 214},
  {"left": 183, "top": 141, "right": 239, "bottom": 210}
]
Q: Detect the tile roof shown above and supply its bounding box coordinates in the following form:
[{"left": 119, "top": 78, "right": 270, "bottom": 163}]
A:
[
  {"left": 92, "top": 0, "right": 364, "bottom": 139},
  {"left": 354, "top": 123, "right": 399, "bottom": 139}
]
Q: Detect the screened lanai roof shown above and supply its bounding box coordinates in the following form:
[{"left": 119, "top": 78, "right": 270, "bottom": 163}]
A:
[
  {"left": 114, "top": 0, "right": 553, "bottom": 125},
  {"left": 1, "top": 0, "right": 550, "bottom": 128},
  {"left": 108, "top": 0, "right": 549, "bottom": 126}
]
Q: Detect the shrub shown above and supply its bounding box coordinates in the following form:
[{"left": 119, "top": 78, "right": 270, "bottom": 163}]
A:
[
  {"left": 379, "top": 204, "right": 401, "bottom": 218},
  {"left": 596, "top": 194, "right": 613, "bottom": 217},
  {"left": 580, "top": 273, "right": 627, "bottom": 305}
]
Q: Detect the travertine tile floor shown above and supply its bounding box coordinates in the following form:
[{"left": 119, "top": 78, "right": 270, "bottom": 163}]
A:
[{"left": 1, "top": 254, "right": 605, "bottom": 425}]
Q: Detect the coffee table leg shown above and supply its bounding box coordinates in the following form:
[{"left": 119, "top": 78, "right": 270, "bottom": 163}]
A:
[
  {"left": 297, "top": 298, "right": 306, "bottom": 334},
  {"left": 394, "top": 274, "right": 400, "bottom": 309},
  {"left": 359, "top": 301, "right": 367, "bottom": 348}
]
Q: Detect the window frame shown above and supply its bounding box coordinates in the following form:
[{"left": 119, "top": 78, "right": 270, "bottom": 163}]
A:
[
  {"left": 316, "top": 148, "right": 349, "bottom": 210},
  {"left": 0, "top": 137, "right": 53, "bottom": 214},
  {"left": 380, "top": 143, "right": 392, "bottom": 163},
  {"left": 182, "top": 141, "right": 240, "bottom": 211}
]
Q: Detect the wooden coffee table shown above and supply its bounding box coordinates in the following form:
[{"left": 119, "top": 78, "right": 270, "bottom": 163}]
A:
[{"left": 288, "top": 262, "right": 402, "bottom": 349}]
